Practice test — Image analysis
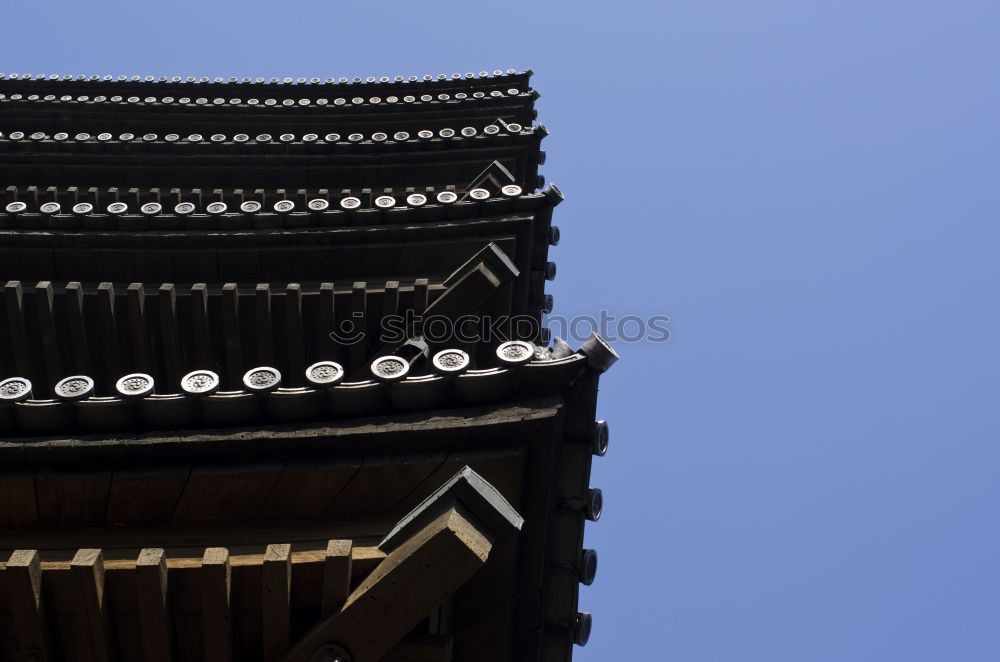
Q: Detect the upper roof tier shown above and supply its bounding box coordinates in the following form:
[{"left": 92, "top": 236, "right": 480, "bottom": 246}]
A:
[
  {"left": 0, "top": 70, "right": 543, "bottom": 189},
  {"left": 0, "top": 70, "right": 535, "bottom": 120}
]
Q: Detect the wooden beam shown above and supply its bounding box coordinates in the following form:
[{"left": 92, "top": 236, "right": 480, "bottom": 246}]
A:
[
  {"left": 158, "top": 284, "right": 183, "bottom": 389},
  {"left": 221, "top": 283, "right": 242, "bottom": 390},
  {"left": 383, "top": 280, "right": 400, "bottom": 329},
  {"left": 284, "top": 284, "right": 304, "bottom": 386},
  {"left": 33, "top": 281, "right": 63, "bottom": 394},
  {"left": 126, "top": 283, "right": 153, "bottom": 375},
  {"left": 97, "top": 282, "right": 123, "bottom": 392},
  {"left": 70, "top": 548, "right": 115, "bottom": 662},
  {"left": 4, "top": 281, "right": 35, "bottom": 385},
  {"left": 255, "top": 284, "right": 274, "bottom": 365},
  {"left": 315, "top": 282, "right": 338, "bottom": 363},
  {"left": 64, "top": 281, "right": 91, "bottom": 375},
  {"left": 349, "top": 282, "right": 367, "bottom": 373},
  {"left": 136, "top": 548, "right": 173, "bottom": 662},
  {"left": 6, "top": 549, "right": 52, "bottom": 661},
  {"left": 280, "top": 507, "right": 494, "bottom": 662},
  {"left": 201, "top": 547, "right": 232, "bottom": 662},
  {"left": 190, "top": 284, "right": 213, "bottom": 369},
  {"left": 320, "top": 539, "right": 353, "bottom": 618},
  {"left": 262, "top": 543, "right": 291, "bottom": 662},
  {"left": 412, "top": 278, "right": 429, "bottom": 336}
]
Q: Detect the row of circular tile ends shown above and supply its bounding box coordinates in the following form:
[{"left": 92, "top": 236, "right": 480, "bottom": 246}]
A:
[
  {"left": 0, "top": 123, "right": 526, "bottom": 144},
  {"left": 3, "top": 186, "right": 524, "bottom": 217},
  {"left": 0, "top": 89, "right": 525, "bottom": 107},
  {"left": 0, "top": 341, "right": 538, "bottom": 402},
  {"left": 0, "top": 70, "right": 522, "bottom": 84}
]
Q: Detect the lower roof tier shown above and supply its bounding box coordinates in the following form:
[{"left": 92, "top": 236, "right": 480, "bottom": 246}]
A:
[{"left": 0, "top": 383, "right": 606, "bottom": 662}]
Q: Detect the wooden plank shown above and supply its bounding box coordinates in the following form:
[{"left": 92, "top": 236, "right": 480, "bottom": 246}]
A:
[
  {"left": 280, "top": 507, "right": 493, "bottom": 662},
  {"left": 190, "top": 284, "right": 213, "bottom": 369},
  {"left": 320, "top": 540, "right": 352, "bottom": 618},
  {"left": 0, "top": 475, "right": 39, "bottom": 526},
  {"left": 254, "top": 284, "right": 274, "bottom": 366},
  {"left": 221, "top": 284, "right": 242, "bottom": 390},
  {"left": 325, "top": 452, "right": 446, "bottom": 517},
  {"left": 97, "top": 282, "right": 123, "bottom": 393},
  {"left": 255, "top": 456, "right": 360, "bottom": 520},
  {"left": 105, "top": 468, "right": 190, "bottom": 525},
  {"left": 262, "top": 543, "right": 291, "bottom": 662},
  {"left": 284, "top": 284, "right": 304, "bottom": 387},
  {"left": 135, "top": 548, "right": 173, "bottom": 662},
  {"left": 33, "top": 281, "right": 64, "bottom": 394},
  {"left": 157, "top": 284, "right": 184, "bottom": 388},
  {"left": 395, "top": 449, "right": 524, "bottom": 514},
  {"left": 64, "top": 281, "right": 91, "bottom": 375},
  {"left": 6, "top": 549, "right": 53, "bottom": 661},
  {"left": 126, "top": 283, "right": 153, "bottom": 375},
  {"left": 70, "top": 548, "right": 115, "bottom": 662},
  {"left": 201, "top": 547, "right": 232, "bottom": 662},
  {"left": 35, "top": 472, "right": 112, "bottom": 526},
  {"left": 172, "top": 465, "right": 282, "bottom": 524},
  {"left": 422, "top": 263, "right": 502, "bottom": 321}
]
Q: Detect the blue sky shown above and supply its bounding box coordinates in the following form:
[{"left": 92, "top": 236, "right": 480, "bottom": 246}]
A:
[{"left": 5, "top": 1, "right": 1000, "bottom": 659}]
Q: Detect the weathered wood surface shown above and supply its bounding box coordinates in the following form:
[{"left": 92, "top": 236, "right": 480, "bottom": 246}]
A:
[
  {"left": 70, "top": 548, "right": 115, "bottom": 662},
  {"left": 0, "top": 397, "right": 561, "bottom": 474},
  {"left": 6, "top": 549, "right": 53, "bottom": 661},
  {"left": 201, "top": 547, "right": 232, "bottom": 662},
  {"left": 105, "top": 468, "right": 190, "bottom": 525},
  {"left": 281, "top": 507, "right": 493, "bottom": 662},
  {"left": 171, "top": 464, "right": 283, "bottom": 523},
  {"left": 135, "top": 548, "right": 173, "bottom": 662},
  {"left": 262, "top": 543, "right": 291, "bottom": 662},
  {"left": 320, "top": 539, "right": 353, "bottom": 618}
]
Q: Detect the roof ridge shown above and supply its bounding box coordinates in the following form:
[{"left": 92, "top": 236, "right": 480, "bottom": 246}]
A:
[{"left": 0, "top": 69, "right": 531, "bottom": 85}]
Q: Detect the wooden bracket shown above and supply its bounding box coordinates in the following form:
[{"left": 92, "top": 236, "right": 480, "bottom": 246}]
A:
[{"left": 280, "top": 466, "right": 522, "bottom": 662}]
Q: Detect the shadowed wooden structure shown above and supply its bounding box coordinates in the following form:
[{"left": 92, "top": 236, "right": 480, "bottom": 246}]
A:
[{"left": 0, "top": 69, "right": 615, "bottom": 661}]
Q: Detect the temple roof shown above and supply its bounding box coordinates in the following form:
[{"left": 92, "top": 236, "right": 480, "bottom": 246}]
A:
[{"left": 0, "top": 67, "right": 611, "bottom": 662}]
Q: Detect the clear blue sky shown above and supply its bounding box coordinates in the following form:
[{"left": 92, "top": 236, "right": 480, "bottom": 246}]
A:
[{"left": 5, "top": 1, "right": 1000, "bottom": 659}]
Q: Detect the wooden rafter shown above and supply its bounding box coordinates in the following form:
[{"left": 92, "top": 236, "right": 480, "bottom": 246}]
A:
[
  {"left": 321, "top": 539, "right": 353, "bottom": 618},
  {"left": 70, "top": 548, "right": 115, "bottom": 662},
  {"left": 6, "top": 549, "right": 52, "bottom": 661},
  {"left": 135, "top": 548, "right": 174, "bottom": 662}
]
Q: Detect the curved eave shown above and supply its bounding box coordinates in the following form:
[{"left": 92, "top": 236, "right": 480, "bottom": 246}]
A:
[
  {"left": 0, "top": 134, "right": 544, "bottom": 188},
  {"left": 0, "top": 70, "right": 532, "bottom": 101}
]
